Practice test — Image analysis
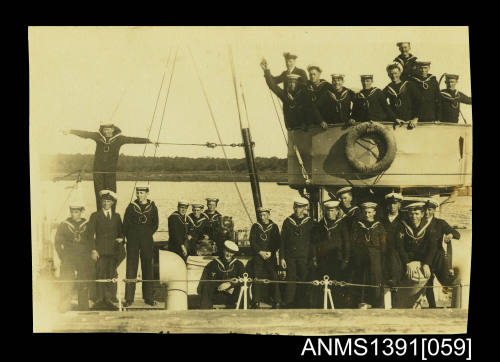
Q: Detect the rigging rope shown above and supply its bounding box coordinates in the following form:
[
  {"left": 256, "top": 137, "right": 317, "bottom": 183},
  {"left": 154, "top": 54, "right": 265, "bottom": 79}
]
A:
[
  {"left": 228, "top": 46, "right": 244, "bottom": 130},
  {"left": 188, "top": 46, "right": 254, "bottom": 225},
  {"left": 268, "top": 89, "right": 288, "bottom": 147}
]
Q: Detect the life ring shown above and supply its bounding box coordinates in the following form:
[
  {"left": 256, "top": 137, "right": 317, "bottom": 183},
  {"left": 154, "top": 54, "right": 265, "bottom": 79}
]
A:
[{"left": 344, "top": 122, "right": 397, "bottom": 174}]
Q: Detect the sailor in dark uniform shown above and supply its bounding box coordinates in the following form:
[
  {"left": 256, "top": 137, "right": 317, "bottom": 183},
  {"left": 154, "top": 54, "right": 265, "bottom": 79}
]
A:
[
  {"left": 312, "top": 200, "right": 349, "bottom": 308},
  {"left": 64, "top": 123, "right": 152, "bottom": 211},
  {"left": 261, "top": 60, "right": 326, "bottom": 131},
  {"left": 410, "top": 61, "right": 442, "bottom": 122},
  {"left": 393, "top": 42, "right": 418, "bottom": 80},
  {"left": 307, "top": 65, "right": 336, "bottom": 127},
  {"left": 327, "top": 74, "right": 355, "bottom": 125},
  {"left": 198, "top": 240, "right": 245, "bottom": 309},
  {"left": 249, "top": 207, "right": 282, "bottom": 309},
  {"left": 187, "top": 203, "right": 210, "bottom": 255},
  {"left": 205, "top": 197, "right": 224, "bottom": 256},
  {"left": 267, "top": 52, "right": 308, "bottom": 89},
  {"left": 54, "top": 200, "right": 93, "bottom": 311},
  {"left": 394, "top": 202, "right": 437, "bottom": 308},
  {"left": 440, "top": 74, "right": 472, "bottom": 123},
  {"left": 280, "top": 196, "right": 315, "bottom": 308},
  {"left": 424, "top": 199, "right": 461, "bottom": 308},
  {"left": 380, "top": 192, "right": 404, "bottom": 286},
  {"left": 349, "top": 202, "right": 387, "bottom": 308},
  {"left": 384, "top": 63, "right": 422, "bottom": 129},
  {"left": 167, "top": 200, "right": 191, "bottom": 262},
  {"left": 350, "top": 75, "right": 391, "bottom": 124},
  {"left": 122, "top": 183, "right": 159, "bottom": 307},
  {"left": 86, "top": 190, "right": 126, "bottom": 311}
]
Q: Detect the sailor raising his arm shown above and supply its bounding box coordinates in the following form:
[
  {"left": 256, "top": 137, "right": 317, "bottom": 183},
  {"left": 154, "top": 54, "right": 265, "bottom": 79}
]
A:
[{"left": 63, "top": 123, "right": 153, "bottom": 211}]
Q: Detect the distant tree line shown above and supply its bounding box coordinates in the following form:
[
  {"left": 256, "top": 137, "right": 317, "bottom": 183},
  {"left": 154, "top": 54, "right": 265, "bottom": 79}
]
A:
[{"left": 41, "top": 154, "right": 287, "bottom": 174}]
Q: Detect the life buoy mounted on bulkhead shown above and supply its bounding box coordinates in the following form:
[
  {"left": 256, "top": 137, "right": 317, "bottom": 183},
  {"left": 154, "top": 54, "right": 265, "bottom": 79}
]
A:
[{"left": 344, "top": 122, "right": 397, "bottom": 174}]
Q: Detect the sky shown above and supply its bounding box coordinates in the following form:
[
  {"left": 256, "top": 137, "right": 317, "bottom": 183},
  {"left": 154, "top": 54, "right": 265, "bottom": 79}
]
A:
[{"left": 29, "top": 26, "right": 472, "bottom": 159}]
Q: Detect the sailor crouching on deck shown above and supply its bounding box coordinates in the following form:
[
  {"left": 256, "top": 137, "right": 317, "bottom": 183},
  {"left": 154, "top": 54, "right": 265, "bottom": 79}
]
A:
[
  {"left": 54, "top": 201, "right": 92, "bottom": 311},
  {"left": 394, "top": 202, "right": 437, "bottom": 308},
  {"left": 424, "top": 199, "right": 461, "bottom": 308},
  {"left": 167, "top": 200, "right": 191, "bottom": 262},
  {"left": 87, "top": 190, "right": 126, "bottom": 311},
  {"left": 280, "top": 196, "right": 315, "bottom": 308},
  {"left": 198, "top": 241, "right": 245, "bottom": 309},
  {"left": 123, "top": 183, "right": 159, "bottom": 307},
  {"left": 249, "top": 207, "right": 282, "bottom": 309},
  {"left": 348, "top": 202, "right": 387, "bottom": 309}
]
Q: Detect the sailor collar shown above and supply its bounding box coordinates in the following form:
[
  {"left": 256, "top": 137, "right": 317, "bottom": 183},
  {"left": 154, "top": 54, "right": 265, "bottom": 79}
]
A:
[
  {"left": 206, "top": 211, "right": 221, "bottom": 222},
  {"left": 323, "top": 216, "right": 343, "bottom": 231},
  {"left": 286, "top": 215, "right": 311, "bottom": 227},
  {"left": 98, "top": 130, "right": 122, "bottom": 144},
  {"left": 256, "top": 221, "right": 275, "bottom": 233},
  {"left": 343, "top": 205, "right": 359, "bottom": 217},
  {"left": 132, "top": 200, "right": 152, "bottom": 212},
  {"left": 411, "top": 74, "right": 436, "bottom": 89},
  {"left": 357, "top": 220, "right": 381, "bottom": 231},
  {"left": 401, "top": 218, "right": 432, "bottom": 241},
  {"left": 441, "top": 89, "right": 460, "bottom": 100},
  {"left": 358, "top": 87, "right": 379, "bottom": 98},
  {"left": 188, "top": 213, "right": 208, "bottom": 227},
  {"left": 214, "top": 256, "right": 237, "bottom": 272},
  {"left": 386, "top": 81, "right": 408, "bottom": 97},
  {"left": 63, "top": 218, "right": 88, "bottom": 231},
  {"left": 395, "top": 54, "right": 416, "bottom": 65},
  {"left": 330, "top": 87, "right": 350, "bottom": 102},
  {"left": 387, "top": 213, "right": 399, "bottom": 223},
  {"left": 172, "top": 211, "right": 189, "bottom": 224}
]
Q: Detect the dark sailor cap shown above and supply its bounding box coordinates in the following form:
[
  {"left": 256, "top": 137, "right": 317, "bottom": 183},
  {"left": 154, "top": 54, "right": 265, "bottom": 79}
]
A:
[
  {"left": 360, "top": 202, "right": 377, "bottom": 209},
  {"left": 224, "top": 240, "right": 239, "bottom": 253},
  {"left": 323, "top": 200, "right": 340, "bottom": 209},
  {"left": 396, "top": 42, "right": 410, "bottom": 47},
  {"left": 445, "top": 74, "right": 459, "bottom": 80},
  {"left": 99, "top": 189, "right": 117, "bottom": 201},
  {"left": 331, "top": 74, "right": 345, "bottom": 80},
  {"left": 416, "top": 61, "right": 431, "bottom": 67},
  {"left": 336, "top": 186, "right": 353, "bottom": 197},
  {"left": 257, "top": 206, "right": 271, "bottom": 213},
  {"left": 307, "top": 65, "right": 322, "bottom": 73},
  {"left": 360, "top": 74, "right": 373, "bottom": 80},
  {"left": 283, "top": 52, "right": 298, "bottom": 60}
]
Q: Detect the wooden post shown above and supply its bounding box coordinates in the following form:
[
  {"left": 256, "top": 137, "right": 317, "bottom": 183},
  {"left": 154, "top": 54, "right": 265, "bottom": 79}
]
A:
[{"left": 384, "top": 288, "right": 392, "bottom": 309}]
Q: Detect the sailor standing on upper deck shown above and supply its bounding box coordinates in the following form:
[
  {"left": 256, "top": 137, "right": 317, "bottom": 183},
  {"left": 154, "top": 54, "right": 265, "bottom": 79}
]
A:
[
  {"left": 307, "top": 65, "right": 337, "bottom": 126},
  {"left": 327, "top": 74, "right": 355, "bottom": 126},
  {"left": 350, "top": 75, "right": 392, "bottom": 124},
  {"left": 187, "top": 203, "right": 210, "bottom": 255},
  {"left": 384, "top": 63, "right": 422, "bottom": 129},
  {"left": 280, "top": 196, "right": 315, "bottom": 308},
  {"left": 63, "top": 123, "right": 153, "bottom": 211},
  {"left": 268, "top": 52, "right": 308, "bottom": 89},
  {"left": 393, "top": 42, "right": 418, "bottom": 80},
  {"left": 410, "top": 61, "right": 442, "bottom": 123},
  {"left": 205, "top": 197, "right": 224, "bottom": 256},
  {"left": 122, "top": 183, "right": 159, "bottom": 307},
  {"left": 440, "top": 74, "right": 472, "bottom": 123}
]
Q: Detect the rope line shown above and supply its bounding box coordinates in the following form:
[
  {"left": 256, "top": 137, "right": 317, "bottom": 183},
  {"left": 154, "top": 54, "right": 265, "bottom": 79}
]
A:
[
  {"left": 188, "top": 46, "right": 254, "bottom": 225},
  {"left": 268, "top": 89, "right": 288, "bottom": 146}
]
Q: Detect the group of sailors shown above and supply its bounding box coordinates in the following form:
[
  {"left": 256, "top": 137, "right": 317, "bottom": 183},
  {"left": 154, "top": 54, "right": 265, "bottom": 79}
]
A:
[{"left": 261, "top": 42, "right": 471, "bottom": 130}]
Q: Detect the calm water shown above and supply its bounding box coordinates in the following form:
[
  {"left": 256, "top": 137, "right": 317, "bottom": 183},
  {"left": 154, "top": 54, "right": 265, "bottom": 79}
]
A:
[{"left": 40, "top": 180, "right": 472, "bottom": 233}]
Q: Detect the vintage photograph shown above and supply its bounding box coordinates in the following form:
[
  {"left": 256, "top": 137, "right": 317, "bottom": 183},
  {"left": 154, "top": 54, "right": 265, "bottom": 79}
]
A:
[{"left": 30, "top": 26, "right": 472, "bottom": 334}]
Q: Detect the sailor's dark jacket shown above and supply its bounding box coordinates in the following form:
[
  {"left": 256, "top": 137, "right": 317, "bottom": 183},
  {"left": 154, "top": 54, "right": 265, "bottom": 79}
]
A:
[
  {"left": 55, "top": 218, "right": 92, "bottom": 257},
  {"left": 167, "top": 211, "right": 190, "bottom": 255},
  {"left": 440, "top": 89, "right": 472, "bottom": 123},
  {"left": 70, "top": 126, "right": 150, "bottom": 172},
  {"left": 395, "top": 218, "right": 437, "bottom": 267},
  {"left": 384, "top": 81, "right": 423, "bottom": 121},
  {"left": 249, "top": 220, "right": 281, "bottom": 255},
  {"left": 351, "top": 87, "right": 392, "bottom": 123},
  {"left": 313, "top": 216, "right": 346, "bottom": 260},
  {"left": 394, "top": 54, "right": 418, "bottom": 80},
  {"left": 280, "top": 214, "right": 315, "bottom": 259},
  {"left": 122, "top": 199, "right": 159, "bottom": 242},
  {"left": 272, "top": 67, "right": 308, "bottom": 88},
  {"left": 197, "top": 257, "right": 246, "bottom": 294},
  {"left": 187, "top": 212, "right": 210, "bottom": 242},
  {"left": 409, "top": 74, "right": 441, "bottom": 122}
]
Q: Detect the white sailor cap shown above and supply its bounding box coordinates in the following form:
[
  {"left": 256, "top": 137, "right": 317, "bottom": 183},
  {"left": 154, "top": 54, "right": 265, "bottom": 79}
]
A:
[
  {"left": 396, "top": 42, "right": 410, "bottom": 47},
  {"left": 257, "top": 206, "right": 271, "bottom": 213},
  {"left": 99, "top": 189, "right": 117, "bottom": 200},
  {"left": 425, "top": 199, "right": 440, "bottom": 209},
  {"left": 99, "top": 122, "right": 116, "bottom": 129},
  {"left": 336, "top": 186, "right": 353, "bottom": 197},
  {"left": 135, "top": 183, "right": 150, "bottom": 192},
  {"left": 178, "top": 200, "right": 190, "bottom": 207},
  {"left": 387, "top": 62, "right": 403, "bottom": 73},
  {"left": 385, "top": 192, "right": 403, "bottom": 202},
  {"left": 405, "top": 202, "right": 426, "bottom": 210},
  {"left": 293, "top": 196, "right": 309, "bottom": 207},
  {"left": 205, "top": 197, "right": 219, "bottom": 204},
  {"left": 360, "top": 74, "right": 373, "bottom": 80},
  {"left": 331, "top": 74, "right": 345, "bottom": 80},
  {"left": 323, "top": 200, "right": 340, "bottom": 209},
  {"left": 360, "top": 202, "right": 378, "bottom": 209},
  {"left": 191, "top": 203, "right": 204, "bottom": 209},
  {"left": 224, "top": 240, "right": 239, "bottom": 253}
]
